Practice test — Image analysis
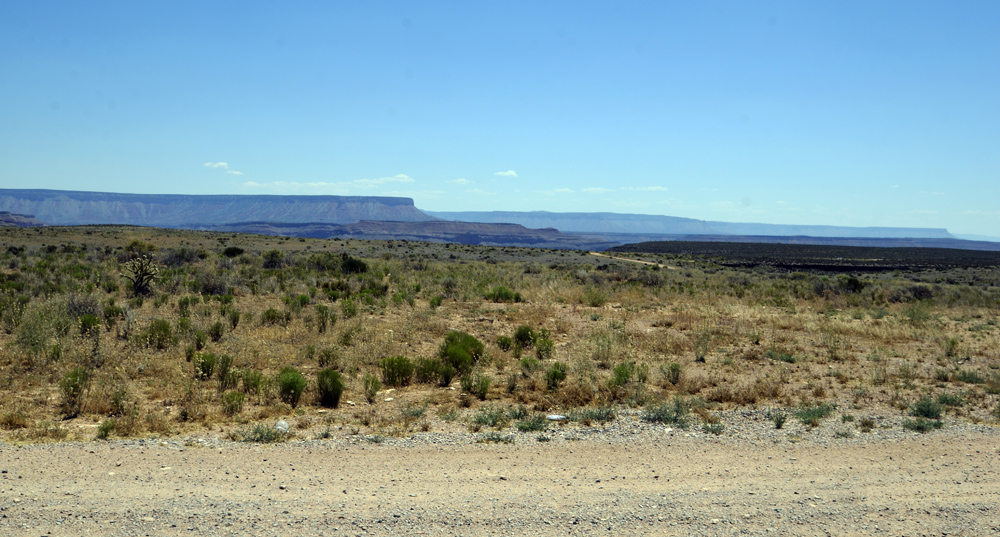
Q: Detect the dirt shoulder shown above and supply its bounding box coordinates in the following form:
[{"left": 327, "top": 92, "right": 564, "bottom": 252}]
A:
[{"left": 2, "top": 426, "right": 998, "bottom": 537}]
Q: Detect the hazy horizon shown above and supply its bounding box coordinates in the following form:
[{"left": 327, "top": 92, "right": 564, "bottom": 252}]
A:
[{"left": 2, "top": 2, "right": 997, "bottom": 236}]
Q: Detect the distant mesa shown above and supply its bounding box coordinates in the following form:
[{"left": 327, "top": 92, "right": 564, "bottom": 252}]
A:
[
  {"left": 0, "top": 189, "right": 434, "bottom": 227},
  {"left": 426, "top": 210, "right": 955, "bottom": 240},
  {"left": 3, "top": 189, "right": 994, "bottom": 252}
]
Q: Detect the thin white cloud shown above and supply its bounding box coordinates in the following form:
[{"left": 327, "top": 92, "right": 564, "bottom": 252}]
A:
[
  {"left": 775, "top": 200, "right": 787, "bottom": 205},
  {"left": 205, "top": 161, "right": 244, "bottom": 176},
  {"left": 449, "top": 178, "right": 471, "bottom": 185},
  {"left": 582, "top": 187, "right": 613, "bottom": 193},
  {"left": 466, "top": 188, "right": 497, "bottom": 196},
  {"left": 890, "top": 184, "right": 900, "bottom": 188},
  {"left": 494, "top": 170, "right": 518, "bottom": 177},
  {"left": 911, "top": 209, "right": 939, "bottom": 216}
]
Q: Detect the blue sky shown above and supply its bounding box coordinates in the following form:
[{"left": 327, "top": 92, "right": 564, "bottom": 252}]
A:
[{"left": 2, "top": 1, "right": 998, "bottom": 236}]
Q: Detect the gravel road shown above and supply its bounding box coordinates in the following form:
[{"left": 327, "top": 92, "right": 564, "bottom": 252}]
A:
[{"left": 2, "top": 414, "right": 998, "bottom": 536}]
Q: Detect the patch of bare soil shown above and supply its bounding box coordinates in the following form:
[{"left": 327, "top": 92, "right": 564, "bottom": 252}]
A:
[{"left": 2, "top": 429, "right": 997, "bottom": 536}]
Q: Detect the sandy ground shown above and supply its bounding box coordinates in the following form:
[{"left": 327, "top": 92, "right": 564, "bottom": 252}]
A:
[{"left": 2, "top": 429, "right": 998, "bottom": 537}]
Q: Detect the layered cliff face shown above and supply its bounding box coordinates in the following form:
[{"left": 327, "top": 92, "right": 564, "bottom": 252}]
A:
[{"left": 0, "top": 189, "right": 435, "bottom": 226}]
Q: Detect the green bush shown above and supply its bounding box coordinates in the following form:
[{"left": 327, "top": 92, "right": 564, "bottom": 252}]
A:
[
  {"left": 216, "top": 353, "right": 235, "bottom": 385},
  {"left": 473, "top": 406, "right": 509, "bottom": 428},
  {"left": 477, "top": 432, "right": 514, "bottom": 444},
  {"left": 471, "top": 375, "right": 492, "bottom": 400},
  {"left": 440, "top": 344, "right": 473, "bottom": 376},
  {"left": 513, "top": 326, "right": 536, "bottom": 349},
  {"left": 260, "top": 308, "right": 290, "bottom": 326},
  {"left": 341, "top": 299, "right": 358, "bottom": 319},
  {"left": 516, "top": 414, "right": 547, "bottom": 432},
  {"left": 195, "top": 352, "right": 217, "bottom": 380},
  {"left": 911, "top": 397, "right": 943, "bottom": 419},
  {"left": 380, "top": 355, "right": 414, "bottom": 387},
  {"left": 193, "top": 330, "right": 208, "bottom": 350},
  {"left": 795, "top": 403, "right": 837, "bottom": 427},
  {"left": 569, "top": 406, "right": 616, "bottom": 425},
  {"left": 96, "top": 418, "right": 115, "bottom": 440},
  {"left": 642, "top": 397, "right": 690, "bottom": 428},
  {"left": 903, "top": 417, "right": 943, "bottom": 433},
  {"left": 232, "top": 423, "right": 286, "bottom": 443},
  {"left": 415, "top": 358, "right": 441, "bottom": 384},
  {"left": 141, "top": 319, "right": 177, "bottom": 349},
  {"left": 519, "top": 356, "right": 541, "bottom": 374},
  {"left": 59, "top": 366, "right": 90, "bottom": 417},
  {"left": 955, "top": 369, "right": 984, "bottom": 384},
  {"left": 437, "top": 363, "right": 457, "bottom": 387},
  {"left": 582, "top": 286, "right": 607, "bottom": 307},
  {"left": 496, "top": 335, "right": 513, "bottom": 352},
  {"left": 316, "top": 369, "right": 345, "bottom": 408},
  {"left": 262, "top": 250, "right": 285, "bottom": 269},
  {"left": 363, "top": 373, "right": 381, "bottom": 403},
  {"left": 227, "top": 309, "right": 241, "bottom": 330},
  {"left": 317, "top": 347, "right": 338, "bottom": 368},
  {"left": 340, "top": 254, "right": 368, "bottom": 274},
  {"left": 460, "top": 373, "right": 474, "bottom": 394},
  {"left": 703, "top": 423, "right": 725, "bottom": 436},
  {"left": 764, "top": 349, "right": 797, "bottom": 363},
  {"left": 609, "top": 361, "right": 635, "bottom": 389},
  {"left": 535, "top": 336, "right": 554, "bottom": 360},
  {"left": 429, "top": 295, "right": 443, "bottom": 309},
  {"left": 242, "top": 369, "right": 263, "bottom": 396},
  {"left": 439, "top": 331, "right": 484, "bottom": 375},
  {"left": 314, "top": 304, "right": 331, "bottom": 333},
  {"left": 545, "top": 362, "right": 568, "bottom": 391},
  {"left": 485, "top": 286, "right": 522, "bottom": 303},
  {"left": 79, "top": 314, "right": 101, "bottom": 336},
  {"left": 663, "top": 362, "right": 682, "bottom": 385},
  {"left": 222, "top": 246, "right": 244, "bottom": 258},
  {"left": 219, "top": 368, "right": 241, "bottom": 392},
  {"left": 770, "top": 411, "right": 788, "bottom": 429},
  {"left": 277, "top": 367, "right": 307, "bottom": 407},
  {"left": 222, "top": 391, "right": 245, "bottom": 416},
  {"left": 937, "top": 392, "right": 965, "bottom": 407},
  {"left": 207, "top": 321, "right": 225, "bottom": 342}
]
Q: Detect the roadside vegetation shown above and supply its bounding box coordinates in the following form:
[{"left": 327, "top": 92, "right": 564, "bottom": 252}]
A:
[{"left": 1, "top": 225, "right": 999, "bottom": 442}]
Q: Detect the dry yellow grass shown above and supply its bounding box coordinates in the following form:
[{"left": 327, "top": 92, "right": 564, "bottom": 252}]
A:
[{"left": 1, "top": 225, "right": 999, "bottom": 441}]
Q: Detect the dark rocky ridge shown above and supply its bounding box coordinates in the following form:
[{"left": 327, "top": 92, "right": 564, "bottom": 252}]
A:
[
  {"left": 572, "top": 233, "right": 1000, "bottom": 252},
  {"left": 0, "top": 189, "right": 434, "bottom": 226},
  {"left": 0, "top": 211, "right": 45, "bottom": 227},
  {"left": 191, "top": 220, "right": 620, "bottom": 250},
  {"left": 427, "top": 210, "right": 955, "bottom": 239}
]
